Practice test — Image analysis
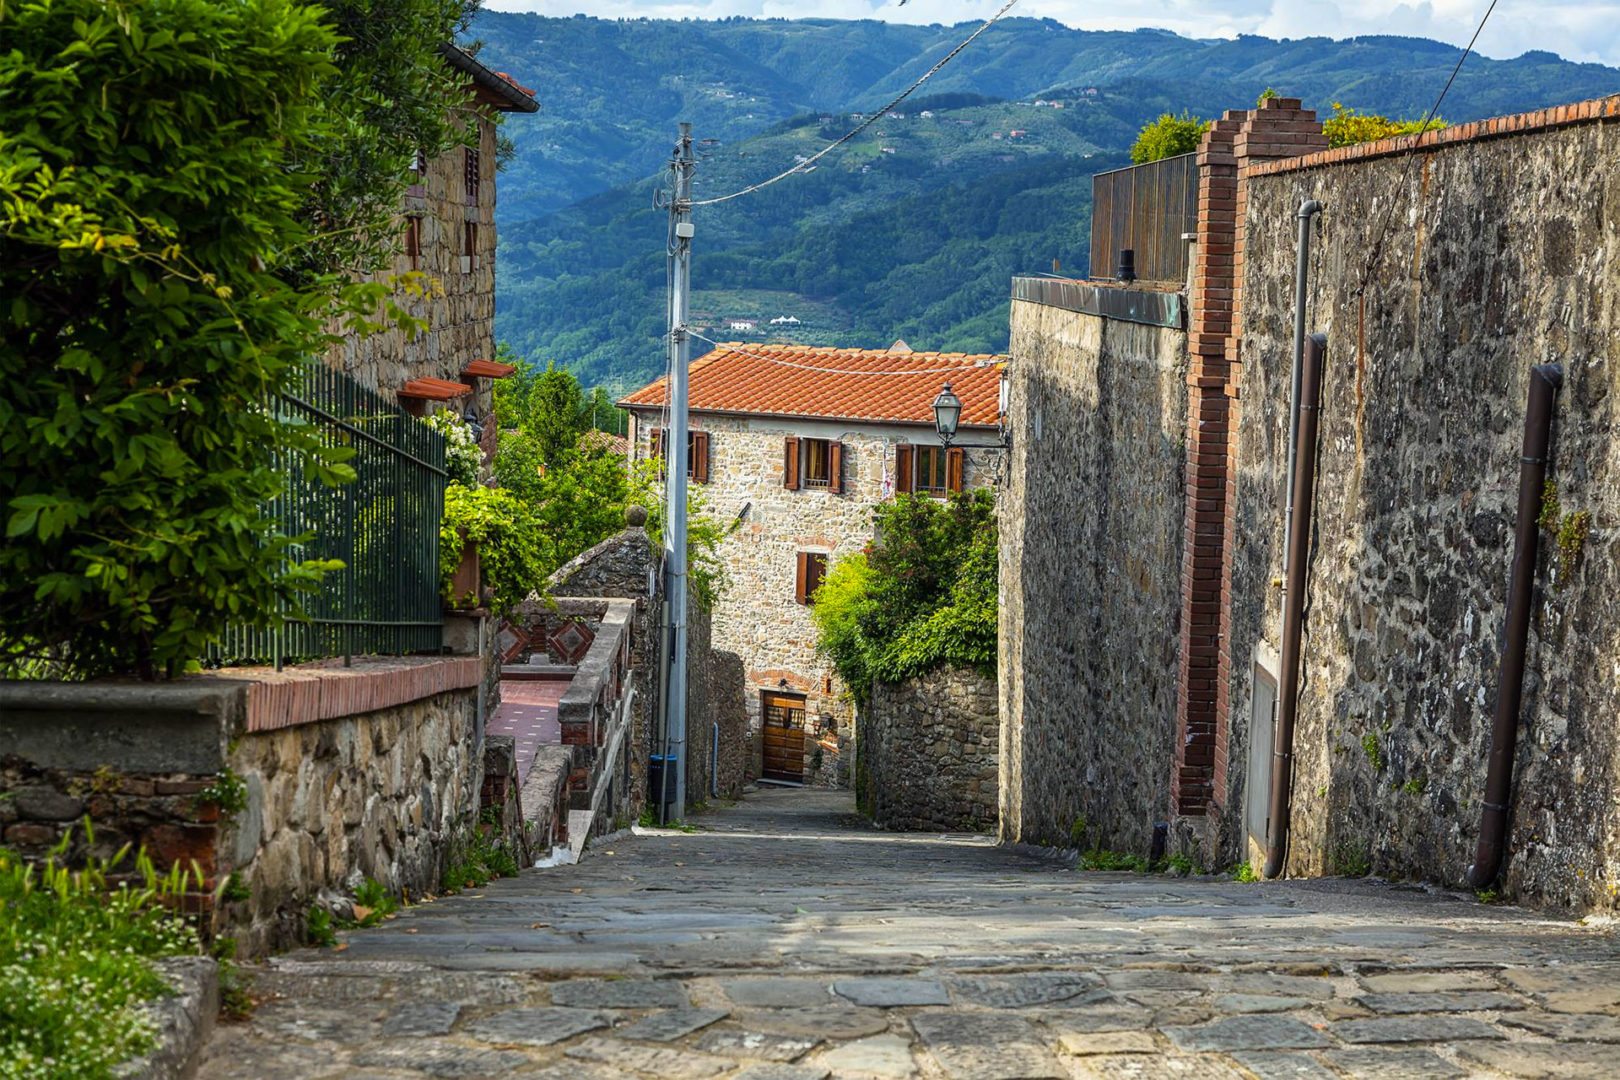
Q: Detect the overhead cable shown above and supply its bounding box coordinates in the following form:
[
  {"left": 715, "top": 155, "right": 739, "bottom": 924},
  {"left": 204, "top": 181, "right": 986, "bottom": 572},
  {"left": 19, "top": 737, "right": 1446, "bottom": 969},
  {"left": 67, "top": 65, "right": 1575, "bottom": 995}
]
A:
[{"left": 688, "top": 0, "right": 1021, "bottom": 208}]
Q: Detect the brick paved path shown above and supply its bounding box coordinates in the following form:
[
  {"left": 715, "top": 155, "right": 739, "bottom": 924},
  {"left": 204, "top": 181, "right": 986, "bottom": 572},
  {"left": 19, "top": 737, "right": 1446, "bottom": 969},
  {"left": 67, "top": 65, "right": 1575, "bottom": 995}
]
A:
[{"left": 200, "top": 788, "right": 1620, "bottom": 1078}]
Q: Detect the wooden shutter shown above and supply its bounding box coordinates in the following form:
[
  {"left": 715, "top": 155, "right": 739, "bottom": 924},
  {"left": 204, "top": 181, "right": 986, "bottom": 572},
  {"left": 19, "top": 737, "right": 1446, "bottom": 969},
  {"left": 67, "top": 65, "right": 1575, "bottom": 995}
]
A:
[
  {"left": 895, "top": 444, "right": 914, "bottom": 495},
  {"left": 783, "top": 437, "right": 801, "bottom": 490},
  {"left": 827, "top": 441, "right": 844, "bottom": 494},
  {"left": 794, "top": 551, "right": 810, "bottom": 604},
  {"left": 946, "top": 447, "right": 966, "bottom": 493},
  {"left": 650, "top": 427, "right": 664, "bottom": 459},
  {"left": 692, "top": 431, "right": 710, "bottom": 484}
]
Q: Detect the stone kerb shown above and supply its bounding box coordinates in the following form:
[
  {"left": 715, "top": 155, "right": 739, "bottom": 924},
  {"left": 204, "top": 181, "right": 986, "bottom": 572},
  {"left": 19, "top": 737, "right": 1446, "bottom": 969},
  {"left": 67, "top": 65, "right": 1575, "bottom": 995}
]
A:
[{"left": 557, "top": 599, "right": 634, "bottom": 749}]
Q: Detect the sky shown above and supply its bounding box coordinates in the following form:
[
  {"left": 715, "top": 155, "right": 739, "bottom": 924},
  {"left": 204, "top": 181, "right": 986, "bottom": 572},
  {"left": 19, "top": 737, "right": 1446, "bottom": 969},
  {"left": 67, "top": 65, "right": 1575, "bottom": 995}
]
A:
[{"left": 482, "top": 0, "right": 1620, "bottom": 68}]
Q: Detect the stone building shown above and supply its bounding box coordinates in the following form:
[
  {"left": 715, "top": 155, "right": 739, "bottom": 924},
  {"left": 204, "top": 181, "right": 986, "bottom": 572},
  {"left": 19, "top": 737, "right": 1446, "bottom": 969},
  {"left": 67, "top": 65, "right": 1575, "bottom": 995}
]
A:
[
  {"left": 326, "top": 44, "right": 538, "bottom": 441},
  {"left": 1000, "top": 92, "right": 1620, "bottom": 911},
  {"left": 620, "top": 341, "right": 1005, "bottom": 787}
]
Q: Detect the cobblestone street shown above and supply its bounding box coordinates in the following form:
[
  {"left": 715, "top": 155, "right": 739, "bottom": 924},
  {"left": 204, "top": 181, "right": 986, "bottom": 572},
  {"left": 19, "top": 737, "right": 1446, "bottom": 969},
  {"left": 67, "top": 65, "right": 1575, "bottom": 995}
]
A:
[{"left": 201, "top": 788, "right": 1620, "bottom": 1079}]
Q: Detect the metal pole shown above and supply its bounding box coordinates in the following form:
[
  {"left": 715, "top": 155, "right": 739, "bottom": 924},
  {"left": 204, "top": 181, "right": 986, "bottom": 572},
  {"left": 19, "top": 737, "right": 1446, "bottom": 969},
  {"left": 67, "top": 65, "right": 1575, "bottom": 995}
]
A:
[
  {"left": 665, "top": 123, "right": 695, "bottom": 822},
  {"left": 1283, "top": 200, "right": 1323, "bottom": 575}
]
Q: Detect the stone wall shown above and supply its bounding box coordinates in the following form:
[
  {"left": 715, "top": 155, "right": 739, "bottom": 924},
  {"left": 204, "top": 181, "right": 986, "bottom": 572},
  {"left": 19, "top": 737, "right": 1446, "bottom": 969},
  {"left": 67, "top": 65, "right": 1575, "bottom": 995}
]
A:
[
  {"left": 0, "top": 659, "right": 488, "bottom": 956},
  {"left": 1221, "top": 102, "right": 1620, "bottom": 908},
  {"left": 627, "top": 409, "right": 1003, "bottom": 786},
  {"left": 999, "top": 292, "right": 1188, "bottom": 851},
  {"left": 862, "top": 668, "right": 998, "bottom": 832},
  {"left": 325, "top": 114, "right": 500, "bottom": 422}
]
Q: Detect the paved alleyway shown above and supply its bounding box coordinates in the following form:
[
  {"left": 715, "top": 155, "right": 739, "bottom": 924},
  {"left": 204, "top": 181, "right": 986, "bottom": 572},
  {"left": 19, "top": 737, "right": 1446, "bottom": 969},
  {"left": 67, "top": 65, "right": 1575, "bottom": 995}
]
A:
[{"left": 201, "top": 789, "right": 1620, "bottom": 1079}]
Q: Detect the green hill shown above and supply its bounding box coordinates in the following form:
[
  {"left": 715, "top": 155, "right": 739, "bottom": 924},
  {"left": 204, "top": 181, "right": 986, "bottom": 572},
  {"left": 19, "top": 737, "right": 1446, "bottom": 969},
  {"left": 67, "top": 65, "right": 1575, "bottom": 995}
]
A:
[{"left": 474, "top": 14, "right": 1620, "bottom": 391}]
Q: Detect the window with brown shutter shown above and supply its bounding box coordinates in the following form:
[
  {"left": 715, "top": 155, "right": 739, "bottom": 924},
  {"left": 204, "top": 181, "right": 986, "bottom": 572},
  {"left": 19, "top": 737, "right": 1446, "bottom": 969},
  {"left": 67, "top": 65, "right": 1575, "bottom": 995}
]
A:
[
  {"left": 464, "top": 146, "right": 481, "bottom": 206},
  {"left": 651, "top": 427, "right": 707, "bottom": 481},
  {"left": 783, "top": 437, "right": 801, "bottom": 490},
  {"left": 894, "top": 444, "right": 914, "bottom": 496},
  {"left": 800, "top": 438, "right": 835, "bottom": 488},
  {"left": 946, "top": 447, "right": 966, "bottom": 493},
  {"left": 403, "top": 215, "right": 422, "bottom": 270},
  {"left": 827, "top": 441, "right": 844, "bottom": 494},
  {"left": 795, "top": 551, "right": 828, "bottom": 605}
]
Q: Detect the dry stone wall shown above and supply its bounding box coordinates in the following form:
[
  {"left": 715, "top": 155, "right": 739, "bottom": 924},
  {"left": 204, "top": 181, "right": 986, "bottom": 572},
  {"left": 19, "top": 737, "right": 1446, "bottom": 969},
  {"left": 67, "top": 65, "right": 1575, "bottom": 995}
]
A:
[
  {"left": 1225, "top": 111, "right": 1620, "bottom": 909},
  {"left": 629, "top": 410, "right": 1002, "bottom": 788},
  {"left": 999, "top": 295, "right": 1188, "bottom": 852},
  {"left": 862, "top": 668, "right": 998, "bottom": 832}
]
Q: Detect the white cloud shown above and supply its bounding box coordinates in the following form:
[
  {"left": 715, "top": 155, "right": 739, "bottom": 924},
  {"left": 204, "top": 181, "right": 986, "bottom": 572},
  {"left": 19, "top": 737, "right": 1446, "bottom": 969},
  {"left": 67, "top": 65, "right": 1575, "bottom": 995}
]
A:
[{"left": 481, "top": 0, "right": 1620, "bottom": 66}]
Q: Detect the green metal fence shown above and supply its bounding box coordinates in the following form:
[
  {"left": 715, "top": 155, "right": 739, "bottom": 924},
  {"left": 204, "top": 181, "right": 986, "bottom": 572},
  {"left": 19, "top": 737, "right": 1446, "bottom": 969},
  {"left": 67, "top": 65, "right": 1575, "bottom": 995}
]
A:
[{"left": 218, "top": 364, "right": 449, "bottom": 667}]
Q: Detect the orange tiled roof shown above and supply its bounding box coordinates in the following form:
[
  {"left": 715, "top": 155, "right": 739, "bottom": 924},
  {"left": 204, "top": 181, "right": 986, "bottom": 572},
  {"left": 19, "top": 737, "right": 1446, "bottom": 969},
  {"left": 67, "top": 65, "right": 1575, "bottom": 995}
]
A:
[
  {"left": 618, "top": 343, "right": 1004, "bottom": 428},
  {"left": 398, "top": 377, "right": 473, "bottom": 401},
  {"left": 462, "top": 358, "right": 518, "bottom": 379},
  {"left": 579, "top": 429, "right": 630, "bottom": 456}
]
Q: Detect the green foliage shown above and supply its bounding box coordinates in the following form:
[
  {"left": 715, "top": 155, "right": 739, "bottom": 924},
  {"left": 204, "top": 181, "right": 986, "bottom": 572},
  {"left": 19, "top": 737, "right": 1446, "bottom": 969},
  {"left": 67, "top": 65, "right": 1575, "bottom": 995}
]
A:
[
  {"left": 306, "top": 905, "right": 336, "bottom": 948},
  {"left": 0, "top": 0, "right": 358, "bottom": 681},
  {"left": 1331, "top": 841, "right": 1372, "bottom": 878},
  {"left": 1080, "top": 849, "right": 1149, "bottom": 873},
  {"left": 1165, "top": 853, "right": 1197, "bottom": 875},
  {"left": 220, "top": 873, "right": 251, "bottom": 904},
  {"left": 1232, "top": 861, "right": 1260, "bottom": 883},
  {"left": 496, "top": 361, "right": 589, "bottom": 466},
  {"left": 1069, "top": 815, "right": 1088, "bottom": 848},
  {"left": 439, "top": 483, "right": 549, "bottom": 614},
  {"left": 1555, "top": 509, "right": 1591, "bottom": 581},
  {"left": 422, "top": 410, "right": 484, "bottom": 488},
  {"left": 1130, "top": 111, "right": 1209, "bottom": 163},
  {"left": 293, "top": 0, "right": 482, "bottom": 277},
  {"left": 195, "top": 768, "right": 248, "bottom": 818},
  {"left": 1360, "top": 733, "right": 1385, "bottom": 773},
  {"left": 1257, "top": 87, "right": 1280, "bottom": 105},
  {"left": 0, "top": 825, "right": 203, "bottom": 1079},
  {"left": 811, "top": 492, "right": 997, "bottom": 700},
  {"left": 350, "top": 878, "right": 398, "bottom": 927},
  {"left": 1538, "top": 480, "right": 1562, "bottom": 531},
  {"left": 1401, "top": 776, "right": 1426, "bottom": 796},
  {"left": 1321, "top": 102, "right": 1446, "bottom": 149},
  {"left": 441, "top": 824, "right": 521, "bottom": 892},
  {"left": 1474, "top": 887, "right": 1502, "bottom": 905}
]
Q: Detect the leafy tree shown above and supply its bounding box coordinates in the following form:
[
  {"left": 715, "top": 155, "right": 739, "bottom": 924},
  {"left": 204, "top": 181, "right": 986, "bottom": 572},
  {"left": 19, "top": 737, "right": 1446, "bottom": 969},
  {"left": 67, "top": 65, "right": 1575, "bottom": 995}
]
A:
[
  {"left": 439, "top": 483, "right": 547, "bottom": 614},
  {"left": 811, "top": 491, "right": 997, "bottom": 700},
  {"left": 585, "top": 385, "right": 627, "bottom": 435},
  {"left": 494, "top": 360, "right": 589, "bottom": 464},
  {"left": 0, "top": 0, "right": 353, "bottom": 680},
  {"left": 1321, "top": 102, "right": 1446, "bottom": 149},
  {"left": 296, "top": 0, "right": 483, "bottom": 276},
  {"left": 1130, "top": 111, "right": 1210, "bottom": 163}
]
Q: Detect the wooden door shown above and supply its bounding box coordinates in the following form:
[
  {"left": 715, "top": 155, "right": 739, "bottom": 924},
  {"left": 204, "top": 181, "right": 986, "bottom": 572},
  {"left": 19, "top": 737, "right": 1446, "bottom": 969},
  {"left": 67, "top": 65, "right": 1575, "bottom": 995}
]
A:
[{"left": 762, "top": 692, "right": 807, "bottom": 782}]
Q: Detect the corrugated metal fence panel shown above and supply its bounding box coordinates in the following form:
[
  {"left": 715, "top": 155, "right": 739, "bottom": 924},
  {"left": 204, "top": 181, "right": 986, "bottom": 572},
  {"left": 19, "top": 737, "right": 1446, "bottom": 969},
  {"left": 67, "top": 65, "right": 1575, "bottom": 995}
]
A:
[
  {"left": 1089, "top": 153, "right": 1197, "bottom": 284},
  {"left": 217, "top": 364, "right": 449, "bottom": 668}
]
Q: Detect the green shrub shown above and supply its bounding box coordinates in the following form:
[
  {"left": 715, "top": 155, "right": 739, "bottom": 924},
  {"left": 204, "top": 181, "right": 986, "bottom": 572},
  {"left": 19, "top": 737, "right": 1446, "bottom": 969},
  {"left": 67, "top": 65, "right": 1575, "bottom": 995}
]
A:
[
  {"left": 306, "top": 904, "right": 336, "bottom": 948},
  {"left": 1322, "top": 102, "right": 1446, "bottom": 148},
  {"left": 0, "top": 0, "right": 354, "bottom": 681},
  {"left": 441, "top": 822, "right": 522, "bottom": 893},
  {"left": 0, "top": 826, "right": 203, "bottom": 1079},
  {"left": 423, "top": 411, "right": 484, "bottom": 488},
  {"left": 1233, "top": 861, "right": 1260, "bottom": 883},
  {"left": 1130, "top": 111, "right": 1210, "bottom": 163},
  {"left": 811, "top": 492, "right": 997, "bottom": 700},
  {"left": 439, "top": 483, "right": 550, "bottom": 614}
]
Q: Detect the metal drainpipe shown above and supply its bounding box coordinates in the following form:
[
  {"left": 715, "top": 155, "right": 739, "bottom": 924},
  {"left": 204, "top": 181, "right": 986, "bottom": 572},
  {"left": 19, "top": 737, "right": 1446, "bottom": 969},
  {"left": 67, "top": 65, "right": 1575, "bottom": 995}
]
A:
[
  {"left": 711, "top": 721, "right": 720, "bottom": 799},
  {"left": 1467, "top": 363, "right": 1563, "bottom": 888},
  {"left": 1264, "top": 333, "right": 1327, "bottom": 880},
  {"left": 1283, "top": 200, "right": 1324, "bottom": 575}
]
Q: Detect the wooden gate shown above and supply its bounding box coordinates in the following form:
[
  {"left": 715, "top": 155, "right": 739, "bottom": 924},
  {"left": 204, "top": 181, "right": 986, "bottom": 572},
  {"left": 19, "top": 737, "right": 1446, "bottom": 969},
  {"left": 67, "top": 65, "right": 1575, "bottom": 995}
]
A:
[{"left": 762, "top": 692, "right": 806, "bottom": 783}]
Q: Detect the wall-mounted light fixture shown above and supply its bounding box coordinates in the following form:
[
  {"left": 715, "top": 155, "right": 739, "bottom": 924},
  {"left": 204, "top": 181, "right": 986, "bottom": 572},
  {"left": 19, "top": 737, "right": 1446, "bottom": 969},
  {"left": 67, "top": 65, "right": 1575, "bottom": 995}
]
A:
[{"left": 932, "top": 382, "right": 962, "bottom": 448}]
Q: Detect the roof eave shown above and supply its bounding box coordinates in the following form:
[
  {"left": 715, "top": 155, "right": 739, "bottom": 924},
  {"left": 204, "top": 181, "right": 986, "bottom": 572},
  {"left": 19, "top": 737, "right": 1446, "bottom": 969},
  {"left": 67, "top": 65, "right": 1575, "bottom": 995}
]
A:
[{"left": 440, "top": 43, "right": 540, "bottom": 114}]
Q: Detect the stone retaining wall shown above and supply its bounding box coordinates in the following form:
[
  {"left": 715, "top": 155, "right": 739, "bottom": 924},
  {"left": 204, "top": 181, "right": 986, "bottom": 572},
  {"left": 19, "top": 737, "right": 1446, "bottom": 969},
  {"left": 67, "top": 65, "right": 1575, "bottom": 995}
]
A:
[{"left": 861, "top": 668, "right": 998, "bottom": 833}]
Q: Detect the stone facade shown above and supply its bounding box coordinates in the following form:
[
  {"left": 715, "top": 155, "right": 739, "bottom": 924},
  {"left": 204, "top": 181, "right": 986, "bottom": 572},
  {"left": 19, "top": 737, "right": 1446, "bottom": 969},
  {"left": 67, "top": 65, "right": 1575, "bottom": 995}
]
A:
[
  {"left": 626, "top": 409, "right": 1003, "bottom": 788},
  {"left": 999, "top": 292, "right": 1189, "bottom": 850},
  {"left": 1220, "top": 103, "right": 1620, "bottom": 908},
  {"left": 862, "top": 668, "right": 998, "bottom": 832}
]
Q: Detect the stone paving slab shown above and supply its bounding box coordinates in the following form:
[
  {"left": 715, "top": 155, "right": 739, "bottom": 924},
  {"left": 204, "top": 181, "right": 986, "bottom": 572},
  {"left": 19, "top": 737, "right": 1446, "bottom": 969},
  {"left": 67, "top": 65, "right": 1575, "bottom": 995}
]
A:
[{"left": 198, "top": 789, "right": 1620, "bottom": 1080}]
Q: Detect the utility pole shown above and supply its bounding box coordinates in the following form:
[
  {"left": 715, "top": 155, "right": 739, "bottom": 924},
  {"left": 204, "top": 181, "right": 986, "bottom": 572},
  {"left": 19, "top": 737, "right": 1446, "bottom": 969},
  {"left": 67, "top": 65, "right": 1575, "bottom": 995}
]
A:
[{"left": 662, "top": 123, "right": 695, "bottom": 823}]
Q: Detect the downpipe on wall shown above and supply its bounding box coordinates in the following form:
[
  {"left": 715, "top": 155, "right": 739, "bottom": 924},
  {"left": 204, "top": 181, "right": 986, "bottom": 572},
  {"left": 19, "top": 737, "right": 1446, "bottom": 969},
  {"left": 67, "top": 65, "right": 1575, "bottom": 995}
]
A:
[
  {"left": 1283, "top": 200, "right": 1324, "bottom": 575},
  {"left": 1264, "top": 332, "right": 1327, "bottom": 880},
  {"left": 1466, "top": 363, "right": 1563, "bottom": 889}
]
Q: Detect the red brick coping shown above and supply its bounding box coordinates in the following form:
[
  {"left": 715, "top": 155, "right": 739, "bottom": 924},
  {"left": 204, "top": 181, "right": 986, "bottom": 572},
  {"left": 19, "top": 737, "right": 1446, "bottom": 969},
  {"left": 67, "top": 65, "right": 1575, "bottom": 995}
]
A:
[
  {"left": 233, "top": 656, "right": 483, "bottom": 733},
  {"left": 1248, "top": 94, "right": 1620, "bottom": 177}
]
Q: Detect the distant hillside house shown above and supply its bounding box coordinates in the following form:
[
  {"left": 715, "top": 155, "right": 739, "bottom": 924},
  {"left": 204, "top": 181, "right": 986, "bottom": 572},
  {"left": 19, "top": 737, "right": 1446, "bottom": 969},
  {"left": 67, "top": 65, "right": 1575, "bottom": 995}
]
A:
[
  {"left": 327, "top": 44, "right": 537, "bottom": 457},
  {"left": 728, "top": 319, "right": 758, "bottom": 332},
  {"left": 619, "top": 341, "right": 1006, "bottom": 789}
]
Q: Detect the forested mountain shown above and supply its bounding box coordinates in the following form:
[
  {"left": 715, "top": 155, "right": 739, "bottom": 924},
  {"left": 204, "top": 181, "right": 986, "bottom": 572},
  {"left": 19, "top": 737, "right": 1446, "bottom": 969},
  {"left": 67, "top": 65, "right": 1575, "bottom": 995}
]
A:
[{"left": 473, "top": 13, "right": 1620, "bottom": 391}]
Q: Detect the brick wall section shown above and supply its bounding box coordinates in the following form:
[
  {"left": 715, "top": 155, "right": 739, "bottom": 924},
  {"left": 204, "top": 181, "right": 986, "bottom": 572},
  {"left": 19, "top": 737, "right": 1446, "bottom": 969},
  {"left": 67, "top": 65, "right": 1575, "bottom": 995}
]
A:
[{"left": 1173, "top": 98, "right": 1327, "bottom": 817}]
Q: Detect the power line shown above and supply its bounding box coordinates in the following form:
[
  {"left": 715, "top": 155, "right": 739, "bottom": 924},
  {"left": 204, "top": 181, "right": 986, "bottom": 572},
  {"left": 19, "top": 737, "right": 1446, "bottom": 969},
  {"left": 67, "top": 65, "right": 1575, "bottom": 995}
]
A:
[
  {"left": 1357, "top": 0, "right": 1500, "bottom": 295},
  {"left": 683, "top": 330, "right": 1002, "bottom": 376},
  {"left": 689, "top": 0, "right": 1021, "bottom": 209}
]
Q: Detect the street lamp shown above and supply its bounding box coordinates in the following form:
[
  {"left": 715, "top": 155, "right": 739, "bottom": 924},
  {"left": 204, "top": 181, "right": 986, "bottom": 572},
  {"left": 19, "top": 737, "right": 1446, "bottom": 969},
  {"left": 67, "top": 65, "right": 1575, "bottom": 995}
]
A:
[{"left": 932, "top": 382, "right": 962, "bottom": 448}]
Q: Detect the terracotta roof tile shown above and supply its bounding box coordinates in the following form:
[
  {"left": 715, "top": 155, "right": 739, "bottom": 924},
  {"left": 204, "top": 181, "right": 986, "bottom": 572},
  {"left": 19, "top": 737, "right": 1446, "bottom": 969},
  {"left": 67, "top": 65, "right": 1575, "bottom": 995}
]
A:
[
  {"left": 618, "top": 343, "right": 1005, "bottom": 427},
  {"left": 398, "top": 377, "right": 473, "bottom": 401},
  {"left": 462, "top": 358, "right": 518, "bottom": 379}
]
